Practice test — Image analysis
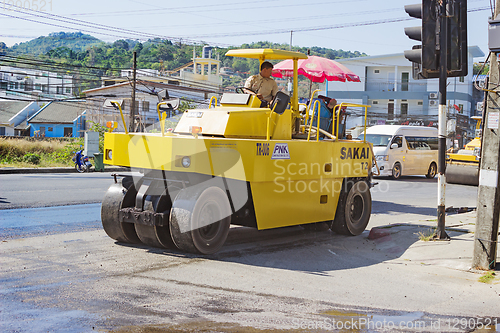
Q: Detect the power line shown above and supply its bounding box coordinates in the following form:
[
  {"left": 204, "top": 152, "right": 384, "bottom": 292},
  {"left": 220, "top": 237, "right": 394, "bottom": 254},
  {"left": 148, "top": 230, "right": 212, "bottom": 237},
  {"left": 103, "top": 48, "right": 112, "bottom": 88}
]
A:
[
  {"left": 3, "top": 1, "right": 489, "bottom": 50},
  {"left": 66, "top": 0, "right": 364, "bottom": 17},
  {"left": 1, "top": 54, "right": 128, "bottom": 72},
  {"left": 0, "top": 3, "right": 219, "bottom": 46},
  {"left": 2, "top": 52, "right": 229, "bottom": 91},
  {"left": 178, "top": 6, "right": 490, "bottom": 39}
]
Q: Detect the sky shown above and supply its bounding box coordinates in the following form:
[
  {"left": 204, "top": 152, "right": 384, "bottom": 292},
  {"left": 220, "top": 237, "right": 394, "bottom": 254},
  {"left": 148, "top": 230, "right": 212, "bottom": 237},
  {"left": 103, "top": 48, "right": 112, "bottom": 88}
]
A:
[{"left": 0, "top": 0, "right": 492, "bottom": 61}]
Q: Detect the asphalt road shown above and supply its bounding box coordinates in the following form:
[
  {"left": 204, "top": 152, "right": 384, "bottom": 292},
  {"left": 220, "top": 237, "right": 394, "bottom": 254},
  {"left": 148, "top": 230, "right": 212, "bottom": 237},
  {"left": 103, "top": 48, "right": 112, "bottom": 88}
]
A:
[
  {"left": 1, "top": 173, "right": 489, "bottom": 333},
  {"left": 369, "top": 175, "right": 478, "bottom": 225},
  {"left": 0, "top": 172, "right": 478, "bottom": 239},
  {"left": 0, "top": 173, "right": 478, "bottom": 211},
  {"left": 0, "top": 172, "right": 116, "bottom": 210}
]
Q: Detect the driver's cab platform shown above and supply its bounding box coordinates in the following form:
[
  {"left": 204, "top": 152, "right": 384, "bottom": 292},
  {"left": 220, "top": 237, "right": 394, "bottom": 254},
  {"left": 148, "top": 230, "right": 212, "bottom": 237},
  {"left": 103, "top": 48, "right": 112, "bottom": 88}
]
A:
[{"left": 175, "top": 92, "right": 293, "bottom": 140}]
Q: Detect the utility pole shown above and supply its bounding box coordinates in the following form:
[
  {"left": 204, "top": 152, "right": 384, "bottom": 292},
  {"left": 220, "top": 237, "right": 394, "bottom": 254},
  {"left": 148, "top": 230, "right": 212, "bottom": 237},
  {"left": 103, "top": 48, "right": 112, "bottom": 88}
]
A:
[
  {"left": 130, "top": 51, "right": 137, "bottom": 133},
  {"left": 404, "top": 0, "right": 467, "bottom": 239},
  {"left": 436, "top": 0, "right": 450, "bottom": 239},
  {"left": 472, "top": 1, "right": 500, "bottom": 270}
]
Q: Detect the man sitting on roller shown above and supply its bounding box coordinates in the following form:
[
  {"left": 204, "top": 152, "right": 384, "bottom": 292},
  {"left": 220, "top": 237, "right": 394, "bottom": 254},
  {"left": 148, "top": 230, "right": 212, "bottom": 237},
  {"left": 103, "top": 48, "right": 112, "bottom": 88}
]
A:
[{"left": 243, "top": 61, "right": 278, "bottom": 107}]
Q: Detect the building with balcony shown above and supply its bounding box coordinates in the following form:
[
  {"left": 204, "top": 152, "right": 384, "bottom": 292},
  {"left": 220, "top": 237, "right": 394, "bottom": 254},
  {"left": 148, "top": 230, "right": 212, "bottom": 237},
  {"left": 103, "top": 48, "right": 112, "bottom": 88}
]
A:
[{"left": 325, "top": 46, "right": 484, "bottom": 146}]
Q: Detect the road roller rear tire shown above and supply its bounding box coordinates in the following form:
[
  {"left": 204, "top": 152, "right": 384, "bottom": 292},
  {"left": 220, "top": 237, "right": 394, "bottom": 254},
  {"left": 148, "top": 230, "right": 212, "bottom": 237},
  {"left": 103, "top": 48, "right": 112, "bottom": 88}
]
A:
[
  {"left": 101, "top": 178, "right": 141, "bottom": 244},
  {"left": 331, "top": 180, "right": 371, "bottom": 236},
  {"left": 134, "top": 192, "right": 177, "bottom": 249},
  {"left": 170, "top": 186, "right": 231, "bottom": 255}
]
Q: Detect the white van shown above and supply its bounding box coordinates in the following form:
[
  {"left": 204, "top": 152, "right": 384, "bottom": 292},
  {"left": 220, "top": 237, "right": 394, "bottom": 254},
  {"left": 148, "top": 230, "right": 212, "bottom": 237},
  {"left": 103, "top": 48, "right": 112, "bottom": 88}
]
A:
[{"left": 358, "top": 125, "right": 438, "bottom": 179}]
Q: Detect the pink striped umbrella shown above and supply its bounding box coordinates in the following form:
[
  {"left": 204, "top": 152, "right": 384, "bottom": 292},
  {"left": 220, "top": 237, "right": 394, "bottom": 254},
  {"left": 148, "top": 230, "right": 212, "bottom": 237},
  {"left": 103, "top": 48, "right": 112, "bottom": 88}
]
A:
[{"left": 272, "top": 55, "right": 360, "bottom": 83}]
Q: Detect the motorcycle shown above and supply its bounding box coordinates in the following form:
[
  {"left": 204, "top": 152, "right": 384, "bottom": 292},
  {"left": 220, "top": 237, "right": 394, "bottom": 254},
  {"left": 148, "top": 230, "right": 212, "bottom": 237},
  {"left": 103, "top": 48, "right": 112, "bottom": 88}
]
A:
[{"left": 72, "top": 149, "right": 92, "bottom": 173}]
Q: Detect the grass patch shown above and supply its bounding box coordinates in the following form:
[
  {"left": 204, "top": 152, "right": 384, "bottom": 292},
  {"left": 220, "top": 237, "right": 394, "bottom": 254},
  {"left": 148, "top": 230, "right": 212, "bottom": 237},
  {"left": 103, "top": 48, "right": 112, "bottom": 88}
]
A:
[
  {"left": 0, "top": 137, "right": 84, "bottom": 168},
  {"left": 478, "top": 272, "right": 496, "bottom": 284},
  {"left": 417, "top": 229, "right": 436, "bottom": 241}
]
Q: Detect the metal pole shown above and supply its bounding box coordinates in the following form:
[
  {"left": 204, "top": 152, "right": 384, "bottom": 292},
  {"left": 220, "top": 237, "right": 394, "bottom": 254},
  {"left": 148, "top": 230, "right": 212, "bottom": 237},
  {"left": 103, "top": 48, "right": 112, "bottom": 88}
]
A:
[
  {"left": 130, "top": 51, "right": 137, "bottom": 133},
  {"left": 436, "top": 0, "right": 450, "bottom": 239}
]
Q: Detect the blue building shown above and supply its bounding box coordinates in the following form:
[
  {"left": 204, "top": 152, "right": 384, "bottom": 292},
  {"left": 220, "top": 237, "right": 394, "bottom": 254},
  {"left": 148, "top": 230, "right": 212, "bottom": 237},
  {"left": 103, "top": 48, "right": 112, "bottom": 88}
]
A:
[{"left": 28, "top": 101, "right": 86, "bottom": 138}]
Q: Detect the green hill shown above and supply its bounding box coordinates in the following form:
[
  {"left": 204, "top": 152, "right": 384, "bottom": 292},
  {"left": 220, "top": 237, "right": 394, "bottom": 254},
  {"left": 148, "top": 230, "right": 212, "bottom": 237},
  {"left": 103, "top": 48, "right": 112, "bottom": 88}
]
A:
[
  {"left": 2, "top": 33, "right": 368, "bottom": 93},
  {"left": 9, "top": 32, "right": 102, "bottom": 55}
]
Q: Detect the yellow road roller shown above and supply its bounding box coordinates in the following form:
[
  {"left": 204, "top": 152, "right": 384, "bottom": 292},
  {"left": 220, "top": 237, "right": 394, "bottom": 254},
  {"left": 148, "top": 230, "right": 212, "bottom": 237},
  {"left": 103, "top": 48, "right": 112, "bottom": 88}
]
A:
[
  {"left": 100, "top": 49, "right": 375, "bottom": 254},
  {"left": 446, "top": 116, "right": 482, "bottom": 186}
]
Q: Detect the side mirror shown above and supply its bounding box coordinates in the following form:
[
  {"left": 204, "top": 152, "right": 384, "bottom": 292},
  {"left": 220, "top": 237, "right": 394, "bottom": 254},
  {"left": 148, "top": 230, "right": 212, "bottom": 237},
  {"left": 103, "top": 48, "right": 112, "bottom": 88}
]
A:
[
  {"left": 157, "top": 89, "right": 170, "bottom": 103},
  {"left": 159, "top": 98, "right": 180, "bottom": 111},
  {"left": 390, "top": 143, "right": 398, "bottom": 149}
]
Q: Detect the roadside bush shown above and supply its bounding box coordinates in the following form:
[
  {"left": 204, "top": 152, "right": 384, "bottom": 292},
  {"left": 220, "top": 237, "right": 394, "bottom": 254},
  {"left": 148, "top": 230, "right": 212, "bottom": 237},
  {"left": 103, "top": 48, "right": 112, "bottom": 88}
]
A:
[
  {"left": 0, "top": 137, "right": 81, "bottom": 167},
  {"left": 0, "top": 137, "right": 66, "bottom": 159},
  {"left": 22, "top": 153, "right": 41, "bottom": 165},
  {"left": 51, "top": 138, "right": 84, "bottom": 163}
]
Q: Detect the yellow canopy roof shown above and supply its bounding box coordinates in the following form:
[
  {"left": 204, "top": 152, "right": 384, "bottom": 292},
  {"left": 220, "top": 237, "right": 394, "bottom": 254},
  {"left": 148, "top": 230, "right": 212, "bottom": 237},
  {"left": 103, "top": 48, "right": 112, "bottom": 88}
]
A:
[{"left": 225, "top": 49, "right": 307, "bottom": 61}]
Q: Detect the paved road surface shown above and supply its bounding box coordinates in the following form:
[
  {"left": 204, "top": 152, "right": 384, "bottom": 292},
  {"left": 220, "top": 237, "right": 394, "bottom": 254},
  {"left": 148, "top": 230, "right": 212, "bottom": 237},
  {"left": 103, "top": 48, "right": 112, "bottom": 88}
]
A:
[
  {"left": 1, "top": 174, "right": 490, "bottom": 333},
  {"left": 0, "top": 172, "right": 116, "bottom": 210}
]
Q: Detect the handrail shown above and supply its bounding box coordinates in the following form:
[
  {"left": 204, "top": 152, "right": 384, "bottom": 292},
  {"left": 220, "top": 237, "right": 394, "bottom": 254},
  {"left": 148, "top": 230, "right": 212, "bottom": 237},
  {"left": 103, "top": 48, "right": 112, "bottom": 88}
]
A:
[
  {"left": 307, "top": 100, "right": 321, "bottom": 142},
  {"left": 300, "top": 125, "right": 336, "bottom": 140},
  {"left": 209, "top": 96, "right": 218, "bottom": 109},
  {"left": 266, "top": 103, "right": 280, "bottom": 141},
  {"left": 304, "top": 88, "right": 321, "bottom": 128},
  {"left": 110, "top": 101, "right": 128, "bottom": 134},
  {"left": 333, "top": 103, "right": 370, "bottom": 142}
]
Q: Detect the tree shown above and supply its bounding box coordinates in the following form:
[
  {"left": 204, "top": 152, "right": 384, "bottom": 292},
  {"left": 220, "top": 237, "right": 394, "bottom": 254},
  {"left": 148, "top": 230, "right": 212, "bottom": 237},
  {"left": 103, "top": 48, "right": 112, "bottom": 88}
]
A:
[
  {"left": 232, "top": 58, "right": 250, "bottom": 73},
  {"left": 113, "top": 40, "right": 129, "bottom": 50},
  {"left": 473, "top": 62, "right": 489, "bottom": 75},
  {"left": 133, "top": 42, "right": 143, "bottom": 55}
]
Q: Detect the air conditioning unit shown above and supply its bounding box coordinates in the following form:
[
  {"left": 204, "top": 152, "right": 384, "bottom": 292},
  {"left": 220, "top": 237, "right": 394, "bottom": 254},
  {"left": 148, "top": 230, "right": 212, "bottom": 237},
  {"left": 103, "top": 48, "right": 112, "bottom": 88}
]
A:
[
  {"left": 429, "top": 93, "right": 438, "bottom": 99},
  {"left": 429, "top": 100, "right": 438, "bottom": 106},
  {"left": 477, "top": 102, "right": 484, "bottom": 111}
]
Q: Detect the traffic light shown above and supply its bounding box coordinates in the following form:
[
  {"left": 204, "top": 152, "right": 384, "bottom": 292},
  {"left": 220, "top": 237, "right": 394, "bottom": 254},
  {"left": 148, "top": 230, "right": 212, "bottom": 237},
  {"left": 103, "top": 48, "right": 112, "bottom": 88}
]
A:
[
  {"left": 447, "top": 0, "right": 468, "bottom": 77},
  {"left": 404, "top": 1, "right": 439, "bottom": 79},
  {"left": 404, "top": 0, "right": 468, "bottom": 79}
]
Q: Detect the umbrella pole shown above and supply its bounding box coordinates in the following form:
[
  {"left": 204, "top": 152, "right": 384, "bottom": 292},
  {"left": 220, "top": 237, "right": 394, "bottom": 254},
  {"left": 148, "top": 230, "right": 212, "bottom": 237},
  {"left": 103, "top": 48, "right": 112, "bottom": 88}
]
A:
[{"left": 309, "top": 80, "right": 312, "bottom": 100}]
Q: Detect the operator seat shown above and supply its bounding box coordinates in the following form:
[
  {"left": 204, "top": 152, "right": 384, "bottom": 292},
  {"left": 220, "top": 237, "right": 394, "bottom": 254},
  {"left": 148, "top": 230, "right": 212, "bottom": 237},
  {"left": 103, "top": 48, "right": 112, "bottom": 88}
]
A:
[{"left": 269, "top": 91, "right": 290, "bottom": 115}]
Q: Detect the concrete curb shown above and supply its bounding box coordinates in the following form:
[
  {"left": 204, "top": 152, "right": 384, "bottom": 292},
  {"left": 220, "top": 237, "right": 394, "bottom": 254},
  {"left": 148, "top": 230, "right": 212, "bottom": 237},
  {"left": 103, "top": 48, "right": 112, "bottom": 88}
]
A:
[{"left": 0, "top": 167, "right": 129, "bottom": 174}]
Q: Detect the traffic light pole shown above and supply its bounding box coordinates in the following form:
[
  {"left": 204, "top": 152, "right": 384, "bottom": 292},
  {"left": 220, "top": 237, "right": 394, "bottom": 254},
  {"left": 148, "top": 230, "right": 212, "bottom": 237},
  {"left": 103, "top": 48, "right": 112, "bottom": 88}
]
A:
[
  {"left": 436, "top": 0, "right": 450, "bottom": 239},
  {"left": 404, "top": 0, "right": 466, "bottom": 239}
]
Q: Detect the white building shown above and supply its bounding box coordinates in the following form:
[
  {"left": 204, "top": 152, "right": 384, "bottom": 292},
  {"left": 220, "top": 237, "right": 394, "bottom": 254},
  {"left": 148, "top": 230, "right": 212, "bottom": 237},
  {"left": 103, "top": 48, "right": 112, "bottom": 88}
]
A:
[
  {"left": 0, "top": 66, "right": 74, "bottom": 100},
  {"left": 104, "top": 46, "right": 222, "bottom": 92},
  {"left": 325, "top": 46, "right": 485, "bottom": 134}
]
